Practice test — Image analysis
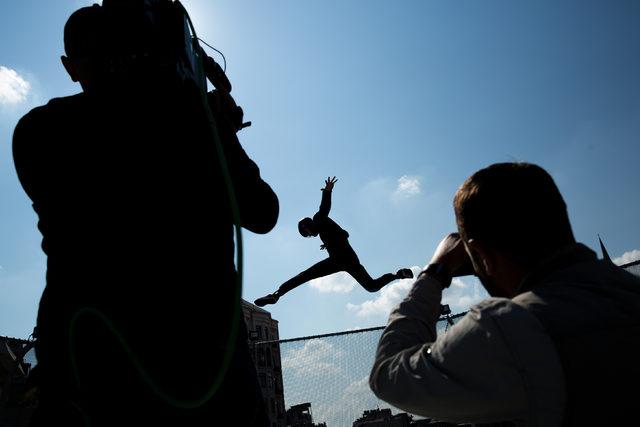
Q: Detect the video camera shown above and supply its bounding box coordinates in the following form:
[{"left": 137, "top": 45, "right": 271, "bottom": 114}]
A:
[
  {"left": 99, "top": 0, "right": 204, "bottom": 89},
  {"left": 97, "top": 0, "right": 249, "bottom": 128}
]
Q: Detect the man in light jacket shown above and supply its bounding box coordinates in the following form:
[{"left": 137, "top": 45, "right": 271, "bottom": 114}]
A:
[{"left": 370, "top": 162, "right": 640, "bottom": 426}]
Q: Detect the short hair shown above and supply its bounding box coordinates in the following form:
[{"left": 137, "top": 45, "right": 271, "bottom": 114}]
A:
[
  {"left": 453, "top": 162, "right": 575, "bottom": 269},
  {"left": 298, "top": 217, "right": 314, "bottom": 236},
  {"left": 64, "top": 4, "right": 105, "bottom": 59}
]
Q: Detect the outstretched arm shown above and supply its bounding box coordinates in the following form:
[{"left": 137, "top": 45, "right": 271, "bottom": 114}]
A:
[{"left": 317, "top": 176, "right": 337, "bottom": 218}]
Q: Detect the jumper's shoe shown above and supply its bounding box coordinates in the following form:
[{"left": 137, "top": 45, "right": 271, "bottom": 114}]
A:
[
  {"left": 254, "top": 293, "right": 279, "bottom": 307},
  {"left": 396, "top": 268, "right": 414, "bottom": 279}
]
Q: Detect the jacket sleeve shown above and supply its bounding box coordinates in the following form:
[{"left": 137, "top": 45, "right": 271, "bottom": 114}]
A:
[
  {"left": 215, "top": 113, "right": 279, "bottom": 235},
  {"left": 13, "top": 107, "right": 48, "bottom": 207},
  {"left": 316, "top": 189, "right": 332, "bottom": 219},
  {"left": 369, "top": 275, "right": 559, "bottom": 425}
]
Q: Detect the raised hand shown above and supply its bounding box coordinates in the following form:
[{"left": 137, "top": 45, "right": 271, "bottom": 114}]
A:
[{"left": 322, "top": 176, "right": 338, "bottom": 191}]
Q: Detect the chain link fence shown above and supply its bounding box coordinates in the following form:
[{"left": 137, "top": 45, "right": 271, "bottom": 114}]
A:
[{"left": 256, "top": 313, "right": 465, "bottom": 426}]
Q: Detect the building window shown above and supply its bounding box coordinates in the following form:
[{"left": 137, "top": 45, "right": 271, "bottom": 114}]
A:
[{"left": 255, "top": 325, "right": 262, "bottom": 339}]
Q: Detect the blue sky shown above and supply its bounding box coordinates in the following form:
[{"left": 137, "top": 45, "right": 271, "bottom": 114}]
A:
[{"left": 1, "top": 0, "right": 639, "bottom": 340}]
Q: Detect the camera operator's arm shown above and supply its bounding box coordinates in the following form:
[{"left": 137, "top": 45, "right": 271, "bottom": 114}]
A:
[
  {"left": 209, "top": 94, "right": 278, "bottom": 234},
  {"left": 207, "top": 90, "right": 246, "bottom": 134},
  {"left": 13, "top": 106, "right": 51, "bottom": 210}
]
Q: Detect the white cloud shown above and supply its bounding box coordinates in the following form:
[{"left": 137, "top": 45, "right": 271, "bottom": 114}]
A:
[
  {"left": 342, "top": 375, "right": 371, "bottom": 398},
  {"left": 0, "top": 66, "right": 30, "bottom": 105},
  {"left": 442, "top": 277, "right": 487, "bottom": 313},
  {"left": 347, "top": 269, "right": 488, "bottom": 319},
  {"left": 346, "top": 266, "right": 421, "bottom": 318},
  {"left": 393, "top": 175, "right": 421, "bottom": 200},
  {"left": 309, "top": 272, "right": 357, "bottom": 293},
  {"left": 614, "top": 249, "right": 640, "bottom": 266},
  {"left": 360, "top": 175, "right": 423, "bottom": 208},
  {"left": 281, "top": 339, "right": 344, "bottom": 378}
]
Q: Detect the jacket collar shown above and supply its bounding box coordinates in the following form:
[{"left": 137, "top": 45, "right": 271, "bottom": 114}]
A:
[{"left": 517, "top": 243, "right": 597, "bottom": 294}]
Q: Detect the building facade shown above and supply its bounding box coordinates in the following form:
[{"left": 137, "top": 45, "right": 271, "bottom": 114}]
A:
[
  {"left": 242, "top": 300, "right": 286, "bottom": 427},
  {"left": 0, "top": 335, "right": 36, "bottom": 426}
]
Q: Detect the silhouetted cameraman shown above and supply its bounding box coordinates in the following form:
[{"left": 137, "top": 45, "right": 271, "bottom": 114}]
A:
[{"left": 13, "top": 3, "right": 278, "bottom": 426}]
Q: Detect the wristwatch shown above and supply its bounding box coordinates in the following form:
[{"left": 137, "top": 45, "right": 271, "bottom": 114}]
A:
[{"left": 423, "top": 263, "right": 452, "bottom": 288}]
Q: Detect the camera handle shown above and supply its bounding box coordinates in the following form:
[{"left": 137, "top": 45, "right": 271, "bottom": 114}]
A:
[{"left": 202, "top": 50, "right": 251, "bottom": 130}]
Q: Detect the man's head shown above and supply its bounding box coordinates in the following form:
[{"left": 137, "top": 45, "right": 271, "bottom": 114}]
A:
[
  {"left": 453, "top": 162, "right": 575, "bottom": 297},
  {"left": 298, "top": 217, "right": 318, "bottom": 237},
  {"left": 61, "top": 4, "right": 106, "bottom": 92}
]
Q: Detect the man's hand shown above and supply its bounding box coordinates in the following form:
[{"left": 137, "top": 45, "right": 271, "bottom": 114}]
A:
[
  {"left": 207, "top": 90, "right": 245, "bottom": 133},
  {"left": 322, "top": 176, "right": 338, "bottom": 191},
  {"left": 429, "top": 233, "right": 475, "bottom": 277}
]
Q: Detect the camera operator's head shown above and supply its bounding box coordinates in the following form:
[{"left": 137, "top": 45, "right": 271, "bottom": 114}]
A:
[
  {"left": 61, "top": 4, "right": 107, "bottom": 93},
  {"left": 453, "top": 162, "right": 575, "bottom": 297},
  {"left": 61, "top": 0, "right": 206, "bottom": 96}
]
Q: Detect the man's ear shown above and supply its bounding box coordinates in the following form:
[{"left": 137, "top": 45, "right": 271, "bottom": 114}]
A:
[
  {"left": 466, "top": 239, "right": 496, "bottom": 275},
  {"left": 61, "top": 55, "right": 79, "bottom": 82}
]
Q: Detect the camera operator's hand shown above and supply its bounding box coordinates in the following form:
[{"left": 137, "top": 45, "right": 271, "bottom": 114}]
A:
[
  {"left": 427, "top": 233, "right": 475, "bottom": 278},
  {"left": 207, "top": 90, "right": 245, "bottom": 133}
]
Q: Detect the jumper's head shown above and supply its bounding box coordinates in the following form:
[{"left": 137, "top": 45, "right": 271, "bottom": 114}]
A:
[{"left": 298, "top": 217, "right": 317, "bottom": 237}]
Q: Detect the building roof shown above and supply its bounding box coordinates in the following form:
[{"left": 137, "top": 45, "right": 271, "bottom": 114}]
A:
[
  {"left": 0, "top": 335, "right": 30, "bottom": 345},
  {"left": 241, "top": 298, "right": 275, "bottom": 317}
]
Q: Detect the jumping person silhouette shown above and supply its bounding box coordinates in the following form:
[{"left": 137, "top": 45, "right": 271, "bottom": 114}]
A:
[{"left": 254, "top": 177, "right": 413, "bottom": 306}]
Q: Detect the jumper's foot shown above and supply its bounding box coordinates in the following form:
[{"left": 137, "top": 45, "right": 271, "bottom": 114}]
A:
[
  {"left": 254, "top": 293, "right": 280, "bottom": 307},
  {"left": 396, "top": 268, "right": 414, "bottom": 279}
]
